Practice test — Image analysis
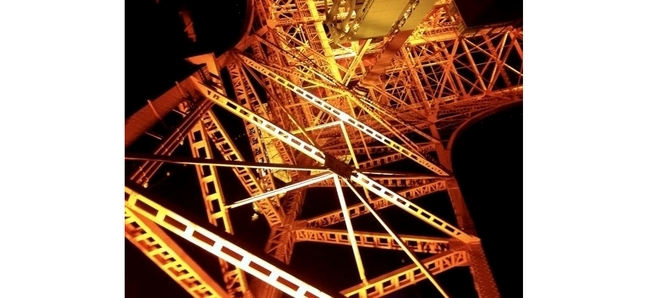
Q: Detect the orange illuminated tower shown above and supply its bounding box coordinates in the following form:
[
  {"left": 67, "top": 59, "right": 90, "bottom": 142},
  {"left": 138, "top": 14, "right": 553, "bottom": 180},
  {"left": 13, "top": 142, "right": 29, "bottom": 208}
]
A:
[{"left": 125, "top": 0, "right": 522, "bottom": 297}]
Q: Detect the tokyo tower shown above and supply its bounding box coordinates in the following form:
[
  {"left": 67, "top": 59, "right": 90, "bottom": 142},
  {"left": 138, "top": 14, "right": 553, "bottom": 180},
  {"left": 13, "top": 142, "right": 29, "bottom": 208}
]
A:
[{"left": 125, "top": 0, "right": 522, "bottom": 297}]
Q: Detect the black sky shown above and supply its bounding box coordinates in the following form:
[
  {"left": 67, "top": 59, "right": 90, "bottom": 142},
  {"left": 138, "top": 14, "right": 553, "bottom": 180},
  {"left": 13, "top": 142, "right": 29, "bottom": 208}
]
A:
[{"left": 125, "top": 1, "right": 521, "bottom": 297}]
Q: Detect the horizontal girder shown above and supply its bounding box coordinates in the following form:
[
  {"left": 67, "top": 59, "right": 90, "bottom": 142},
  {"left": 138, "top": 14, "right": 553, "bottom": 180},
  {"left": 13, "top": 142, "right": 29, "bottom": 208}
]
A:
[
  {"left": 341, "top": 250, "right": 469, "bottom": 297},
  {"left": 308, "top": 175, "right": 441, "bottom": 188},
  {"left": 295, "top": 228, "right": 451, "bottom": 254},
  {"left": 303, "top": 180, "right": 447, "bottom": 228}
]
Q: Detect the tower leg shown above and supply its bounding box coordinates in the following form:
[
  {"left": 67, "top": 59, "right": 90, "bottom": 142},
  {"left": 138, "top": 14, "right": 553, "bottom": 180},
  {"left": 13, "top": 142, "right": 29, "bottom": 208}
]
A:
[{"left": 432, "top": 124, "right": 501, "bottom": 298}]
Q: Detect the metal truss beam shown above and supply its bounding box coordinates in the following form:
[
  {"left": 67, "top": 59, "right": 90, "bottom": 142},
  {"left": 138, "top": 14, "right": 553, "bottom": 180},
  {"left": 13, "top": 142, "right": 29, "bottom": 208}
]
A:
[
  {"left": 125, "top": 185, "right": 333, "bottom": 298},
  {"left": 467, "top": 242, "right": 500, "bottom": 298},
  {"left": 383, "top": 87, "right": 521, "bottom": 120},
  {"left": 429, "top": 112, "right": 501, "bottom": 298},
  {"left": 129, "top": 97, "right": 213, "bottom": 186},
  {"left": 192, "top": 80, "right": 326, "bottom": 165},
  {"left": 355, "top": 142, "right": 435, "bottom": 170},
  {"left": 188, "top": 121, "right": 250, "bottom": 296},
  {"left": 264, "top": 190, "right": 306, "bottom": 263},
  {"left": 320, "top": 121, "right": 437, "bottom": 153},
  {"left": 200, "top": 109, "right": 285, "bottom": 227},
  {"left": 406, "top": 3, "right": 465, "bottom": 46},
  {"left": 341, "top": 250, "right": 469, "bottom": 297},
  {"left": 350, "top": 172, "right": 476, "bottom": 243},
  {"left": 392, "top": 30, "right": 523, "bottom": 112},
  {"left": 126, "top": 90, "right": 231, "bottom": 298},
  {"left": 295, "top": 228, "right": 450, "bottom": 254},
  {"left": 201, "top": 110, "right": 265, "bottom": 188},
  {"left": 324, "top": 142, "right": 433, "bottom": 156},
  {"left": 308, "top": 175, "right": 441, "bottom": 188},
  {"left": 257, "top": 188, "right": 308, "bottom": 298},
  {"left": 303, "top": 180, "right": 447, "bottom": 228},
  {"left": 125, "top": 208, "right": 228, "bottom": 298},
  {"left": 125, "top": 74, "right": 200, "bottom": 148}
]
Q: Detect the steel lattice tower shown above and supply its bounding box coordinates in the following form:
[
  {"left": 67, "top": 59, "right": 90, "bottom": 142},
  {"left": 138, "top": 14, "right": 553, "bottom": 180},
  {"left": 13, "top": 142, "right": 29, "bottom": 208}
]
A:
[{"left": 125, "top": 0, "right": 522, "bottom": 297}]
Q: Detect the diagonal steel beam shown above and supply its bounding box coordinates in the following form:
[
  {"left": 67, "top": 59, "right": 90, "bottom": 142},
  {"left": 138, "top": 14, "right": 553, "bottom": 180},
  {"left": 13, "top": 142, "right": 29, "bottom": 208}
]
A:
[
  {"left": 303, "top": 180, "right": 447, "bottom": 228},
  {"left": 294, "top": 228, "right": 451, "bottom": 254},
  {"left": 125, "top": 208, "right": 229, "bottom": 297},
  {"left": 125, "top": 185, "right": 334, "bottom": 298},
  {"left": 350, "top": 172, "right": 478, "bottom": 243},
  {"left": 341, "top": 250, "right": 469, "bottom": 297}
]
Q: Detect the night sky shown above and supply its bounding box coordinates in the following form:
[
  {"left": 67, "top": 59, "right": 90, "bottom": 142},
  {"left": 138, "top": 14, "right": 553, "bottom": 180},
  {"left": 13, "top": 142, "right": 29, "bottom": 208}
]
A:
[{"left": 125, "top": 1, "right": 522, "bottom": 297}]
